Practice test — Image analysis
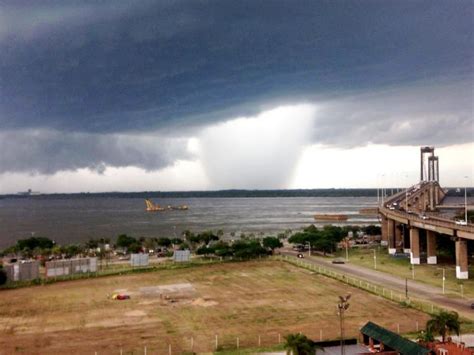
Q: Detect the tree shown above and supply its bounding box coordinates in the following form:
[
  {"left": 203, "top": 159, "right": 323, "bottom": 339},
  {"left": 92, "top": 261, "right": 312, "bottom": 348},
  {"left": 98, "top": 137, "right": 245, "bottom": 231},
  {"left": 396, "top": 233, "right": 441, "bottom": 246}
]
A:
[
  {"left": 263, "top": 236, "right": 283, "bottom": 253},
  {"left": 127, "top": 243, "right": 143, "bottom": 254},
  {"left": 426, "top": 311, "right": 460, "bottom": 343},
  {"left": 0, "top": 266, "right": 7, "bottom": 286},
  {"left": 284, "top": 333, "right": 317, "bottom": 355},
  {"left": 363, "top": 225, "right": 381, "bottom": 236},
  {"left": 288, "top": 232, "right": 310, "bottom": 245},
  {"left": 16, "top": 237, "right": 54, "bottom": 251},
  {"left": 196, "top": 246, "right": 215, "bottom": 256},
  {"left": 116, "top": 234, "right": 137, "bottom": 249},
  {"left": 156, "top": 237, "right": 172, "bottom": 248},
  {"left": 197, "top": 231, "right": 219, "bottom": 245},
  {"left": 85, "top": 238, "right": 99, "bottom": 250},
  {"left": 64, "top": 244, "right": 81, "bottom": 258},
  {"left": 417, "top": 329, "right": 434, "bottom": 344}
]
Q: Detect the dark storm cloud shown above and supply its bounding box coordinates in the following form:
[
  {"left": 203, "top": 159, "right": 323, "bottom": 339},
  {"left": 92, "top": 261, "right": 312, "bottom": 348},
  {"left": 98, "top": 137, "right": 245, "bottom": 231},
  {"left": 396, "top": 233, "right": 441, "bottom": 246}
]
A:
[
  {"left": 312, "top": 80, "right": 474, "bottom": 147},
  {"left": 0, "top": 130, "right": 190, "bottom": 174},
  {"left": 1, "top": 1, "right": 472, "bottom": 135}
]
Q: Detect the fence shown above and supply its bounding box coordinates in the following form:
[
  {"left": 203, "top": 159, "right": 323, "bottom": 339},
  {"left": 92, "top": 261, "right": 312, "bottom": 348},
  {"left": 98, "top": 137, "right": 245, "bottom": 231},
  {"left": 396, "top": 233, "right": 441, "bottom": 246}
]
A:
[
  {"left": 4, "top": 261, "right": 40, "bottom": 282},
  {"left": 130, "top": 253, "right": 149, "bottom": 267},
  {"left": 45, "top": 257, "right": 98, "bottom": 278},
  {"left": 88, "top": 323, "right": 425, "bottom": 354},
  {"left": 173, "top": 250, "right": 191, "bottom": 262},
  {"left": 278, "top": 254, "right": 443, "bottom": 315}
]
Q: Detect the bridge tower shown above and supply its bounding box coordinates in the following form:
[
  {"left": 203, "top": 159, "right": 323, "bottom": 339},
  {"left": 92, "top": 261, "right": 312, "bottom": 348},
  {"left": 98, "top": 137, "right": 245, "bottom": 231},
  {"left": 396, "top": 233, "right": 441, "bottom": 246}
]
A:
[{"left": 420, "top": 146, "right": 438, "bottom": 182}]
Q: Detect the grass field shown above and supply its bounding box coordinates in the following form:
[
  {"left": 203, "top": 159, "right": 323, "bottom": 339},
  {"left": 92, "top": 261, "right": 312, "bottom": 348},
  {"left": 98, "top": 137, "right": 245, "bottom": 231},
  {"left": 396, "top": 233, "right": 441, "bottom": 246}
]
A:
[
  {"left": 335, "top": 247, "right": 474, "bottom": 299},
  {"left": 0, "top": 260, "right": 430, "bottom": 354}
]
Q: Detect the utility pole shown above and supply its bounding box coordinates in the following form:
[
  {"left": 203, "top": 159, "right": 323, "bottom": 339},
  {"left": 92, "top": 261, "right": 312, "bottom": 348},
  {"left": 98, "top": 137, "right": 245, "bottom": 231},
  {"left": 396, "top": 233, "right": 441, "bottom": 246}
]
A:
[
  {"left": 464, "top": 176, "right": 469, "bottom": 224},
  {"left": 345, "top": 238, "right": 349, "bottom": 261},
  {"left": 405, "top": 278, "right": 408, "bottom": 299},
  {"left": 373, "top": 249, "right": 377, "bottom": 270},
  {"left": 337, "top": 294, "right": 351, "bottom": 355},
  {"left": 438, "top": 268, "right": 446, "bottom": 294},
  {"left": 405, "top": 174, "right": 409, "bottom": 211}
]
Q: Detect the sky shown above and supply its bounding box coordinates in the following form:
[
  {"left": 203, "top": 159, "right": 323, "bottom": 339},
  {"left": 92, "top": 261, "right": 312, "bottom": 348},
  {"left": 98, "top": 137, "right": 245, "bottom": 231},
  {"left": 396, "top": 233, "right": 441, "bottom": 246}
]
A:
[{"left": 0, "top": 1, "right": 473, "bottom": 193}]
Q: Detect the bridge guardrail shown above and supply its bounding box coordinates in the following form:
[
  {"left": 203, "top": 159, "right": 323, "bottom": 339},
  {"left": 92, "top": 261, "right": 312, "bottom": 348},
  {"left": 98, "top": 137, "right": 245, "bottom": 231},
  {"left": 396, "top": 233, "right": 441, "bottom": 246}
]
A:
[{"left": 379, "top": 206, "right": 474, "bottom": 234}]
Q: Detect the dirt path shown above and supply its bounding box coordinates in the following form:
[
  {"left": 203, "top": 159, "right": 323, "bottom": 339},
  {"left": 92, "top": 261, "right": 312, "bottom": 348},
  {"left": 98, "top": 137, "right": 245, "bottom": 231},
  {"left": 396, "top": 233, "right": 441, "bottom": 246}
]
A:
[{"left": 281, "top": 250, "right": 474, "bottom": 320}]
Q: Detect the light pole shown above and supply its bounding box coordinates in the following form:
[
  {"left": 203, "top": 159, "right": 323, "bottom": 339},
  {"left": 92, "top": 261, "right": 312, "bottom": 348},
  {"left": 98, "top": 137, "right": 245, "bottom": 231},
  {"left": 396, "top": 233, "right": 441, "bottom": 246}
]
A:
[
  {"left": 307, "top": 242, "right": 311, "bottom": 257},
  {"left": 437, "top": 267, "right": 446, "bottom": 294},
  {"left": 337, "top": 294, "right": 351, "bottom": 355},
  {"left": 381, "top": 174, "right": 385, "bottom": 205},
  {"left": 405, "top": 174, "right": 409, "bottom": 212},
  {"left": 373, "top": 249, "right": 377, "bottom": 270},
  {"left": 442, "top": 268, "right": 445, "bottom": 295},
  {"left": 345, "top": 238, "right": 349, "bottom": 261},
  {"left": 464, "top": 176, "right": 468, "bottom": 224}
]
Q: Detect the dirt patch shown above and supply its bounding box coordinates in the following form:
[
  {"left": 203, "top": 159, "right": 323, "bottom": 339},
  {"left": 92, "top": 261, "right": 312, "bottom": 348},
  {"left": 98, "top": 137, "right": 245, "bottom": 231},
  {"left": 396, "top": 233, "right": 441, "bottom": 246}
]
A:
[
  {"left": 125, "top": 310, "right": 147, "bottom": 317},
  {"left": 0, "top": 260, "right": 430, "bottom": 354},
  {"left": 191, "top": 297, "right": 218, "bottom": 307}
]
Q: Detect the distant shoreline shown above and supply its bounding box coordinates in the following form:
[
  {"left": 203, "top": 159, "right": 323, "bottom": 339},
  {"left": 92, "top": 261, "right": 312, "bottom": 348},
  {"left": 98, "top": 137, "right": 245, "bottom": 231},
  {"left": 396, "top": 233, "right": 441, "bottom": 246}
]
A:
[{"left": 1, "top": 187, "right": 471, "bottom": 199}]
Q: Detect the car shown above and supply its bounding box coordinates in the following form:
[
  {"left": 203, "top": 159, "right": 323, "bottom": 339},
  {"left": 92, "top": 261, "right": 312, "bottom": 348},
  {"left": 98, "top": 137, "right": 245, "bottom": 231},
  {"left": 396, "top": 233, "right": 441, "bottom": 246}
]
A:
[
  {"left": 471, "top": 303, "right": 474, "bottom": 310},
  {"left": 297, "top": 253, "right": 304, "bottom": 258},
  {"left": 332, "top": 258, "right": 345, "bottom": 264},
  {"left": 419, "top": 214, "right": 429, "bottom": 220},
  {"left": 455, "top": 220, "right": 468, "bottom": 226}
]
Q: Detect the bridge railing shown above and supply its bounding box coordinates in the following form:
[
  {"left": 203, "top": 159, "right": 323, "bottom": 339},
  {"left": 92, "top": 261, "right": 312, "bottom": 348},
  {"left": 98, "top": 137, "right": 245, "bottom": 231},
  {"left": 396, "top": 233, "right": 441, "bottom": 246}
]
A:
[{"left": 379, "top": 206, "right": 474, "bottom": 234}]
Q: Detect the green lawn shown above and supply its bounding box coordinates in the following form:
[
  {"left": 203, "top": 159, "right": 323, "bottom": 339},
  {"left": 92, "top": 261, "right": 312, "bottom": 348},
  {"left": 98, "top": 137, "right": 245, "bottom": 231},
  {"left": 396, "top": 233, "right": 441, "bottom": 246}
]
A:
[{"left": 334, "top": 246, "right": 474, "bottom": 299}]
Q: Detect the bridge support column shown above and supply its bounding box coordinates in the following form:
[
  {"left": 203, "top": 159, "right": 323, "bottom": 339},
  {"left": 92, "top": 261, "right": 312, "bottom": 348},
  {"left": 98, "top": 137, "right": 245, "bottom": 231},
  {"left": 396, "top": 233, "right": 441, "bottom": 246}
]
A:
[
  {"left": 410, "top": 227, "right": 420, "bottom": 264},
  {"left": 429, "top": 185, "right": 435, "bottom": 211},
  {"left": 426, "top": 231, "right": 437, "bottom": 264},
  {"left": 455, "top": 239, "right": 469, "bottom": 279},
  {"left": 394, "top": 223, "right": 402, "bottom": 252},
  {"left": 387, "top": 219, "right": 396, "bottom": 254},
  {"left": 381, "top": 216, "right": 388, "bottom": 247}
]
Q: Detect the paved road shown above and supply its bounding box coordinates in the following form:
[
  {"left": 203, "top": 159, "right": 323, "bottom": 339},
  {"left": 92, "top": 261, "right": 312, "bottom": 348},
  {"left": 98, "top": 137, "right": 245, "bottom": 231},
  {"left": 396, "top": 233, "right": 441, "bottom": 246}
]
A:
[{"left": 281, "top": 250, "right": 474, "bottom": 320}]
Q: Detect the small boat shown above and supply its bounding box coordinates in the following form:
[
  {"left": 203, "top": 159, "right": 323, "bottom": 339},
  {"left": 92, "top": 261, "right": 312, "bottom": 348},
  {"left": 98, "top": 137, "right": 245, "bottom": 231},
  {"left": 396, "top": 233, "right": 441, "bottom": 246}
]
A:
[
  {"left": 145, "top": 199, "right": 188, "bottom": 212},
  {"left": 314, "top": 214, "right": 348, "bottom": 221},
  {"left": 145, "top": 199, "right": 166, "bottom": 211},
  {"left": 358, "top": 208, "right": 379, "bottom": 215}
]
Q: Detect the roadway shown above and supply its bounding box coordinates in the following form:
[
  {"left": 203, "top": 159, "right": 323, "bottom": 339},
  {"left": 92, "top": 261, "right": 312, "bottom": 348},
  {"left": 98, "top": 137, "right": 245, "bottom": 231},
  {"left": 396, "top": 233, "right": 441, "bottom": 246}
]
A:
[{"left": 281, "top": 250, "right": 474, "bottom": 320}]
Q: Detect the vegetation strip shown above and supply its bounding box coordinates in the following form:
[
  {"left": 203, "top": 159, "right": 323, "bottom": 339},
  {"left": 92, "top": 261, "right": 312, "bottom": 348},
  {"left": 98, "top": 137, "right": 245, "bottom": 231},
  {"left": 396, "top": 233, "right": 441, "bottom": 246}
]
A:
[{"left": 279, "top": 255, "right": 463, "bottom": 319}]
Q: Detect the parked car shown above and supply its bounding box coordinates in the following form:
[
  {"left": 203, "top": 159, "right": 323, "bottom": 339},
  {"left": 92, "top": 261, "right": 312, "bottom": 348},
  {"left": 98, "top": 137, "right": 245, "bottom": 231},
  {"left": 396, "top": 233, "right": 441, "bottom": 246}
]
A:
[
  {"left": 297, "top": 253, "right": 304, "bottom": 258},
  {"left": 455, "top": 220, "right": 468, "bottom": 226},
  {"left": 332, "top": 258, "right": 345, "bottom": 264}
]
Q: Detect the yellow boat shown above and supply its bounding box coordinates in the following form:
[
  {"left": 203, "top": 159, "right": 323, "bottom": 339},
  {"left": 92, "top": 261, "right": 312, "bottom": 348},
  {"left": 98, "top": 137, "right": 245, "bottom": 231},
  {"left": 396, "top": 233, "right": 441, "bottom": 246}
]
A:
[{"left": 145, "top": 199, "right": 188, "bottom": 212}]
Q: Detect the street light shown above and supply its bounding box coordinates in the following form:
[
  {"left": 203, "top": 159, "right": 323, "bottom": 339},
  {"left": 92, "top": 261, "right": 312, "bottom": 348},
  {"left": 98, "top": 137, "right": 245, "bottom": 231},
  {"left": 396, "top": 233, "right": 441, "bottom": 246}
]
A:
[
  {"left": 337, "top": 294, "right": 351, "bottom": 355},
  {"left": 464, "top": 176, "right": 469, "bottom": 224},
  {"left": 373, "top": 249, "right": 377, "bottom": 270},
  {"left": 437, "top": 267, "right": 446, "bottom": 294},
  {"left": 405, "top": 174, "right": 409, "bottom": 212},
  {"left": 345, "top": 237, "right": 349, "bottom": 261},
  {"left": 381, "top": 174, "right": 385, "bottom": 205}
]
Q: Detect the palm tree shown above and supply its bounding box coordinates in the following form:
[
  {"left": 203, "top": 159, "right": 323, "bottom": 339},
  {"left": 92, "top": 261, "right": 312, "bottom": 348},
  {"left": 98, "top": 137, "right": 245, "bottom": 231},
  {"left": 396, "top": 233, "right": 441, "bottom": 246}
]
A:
[
  {"left": 426, "top": 311, "right": 460, "bottom": 343},
  {"left": 284, "top": 333, "right": 321, "bottom": 355}
]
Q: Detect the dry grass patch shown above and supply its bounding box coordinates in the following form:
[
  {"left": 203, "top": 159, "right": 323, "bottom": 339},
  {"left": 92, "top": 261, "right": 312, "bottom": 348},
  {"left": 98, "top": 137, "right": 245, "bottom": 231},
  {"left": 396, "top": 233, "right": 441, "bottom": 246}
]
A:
[{"left": 0, "top": 260, "right": 429, "bottom": 354}]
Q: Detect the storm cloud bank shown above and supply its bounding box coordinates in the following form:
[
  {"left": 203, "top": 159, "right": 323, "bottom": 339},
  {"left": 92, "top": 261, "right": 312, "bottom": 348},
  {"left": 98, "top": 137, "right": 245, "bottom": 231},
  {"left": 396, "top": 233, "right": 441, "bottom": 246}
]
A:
[
  {"left": 0, "top": 1, "right": 472, "bottom": 188},
  {"left": 1, "top": 1, "right": 471, "bottom": 134},
  {"left": 0, "top": 130, "right": 189, "bottom": 174}
]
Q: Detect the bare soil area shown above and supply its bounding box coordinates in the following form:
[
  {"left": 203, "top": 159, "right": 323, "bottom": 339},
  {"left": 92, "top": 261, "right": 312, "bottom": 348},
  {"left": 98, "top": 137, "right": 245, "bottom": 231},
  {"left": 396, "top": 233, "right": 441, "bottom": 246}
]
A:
[{"left": 0, "top": 260, "right": 429, "bottom": 354}]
